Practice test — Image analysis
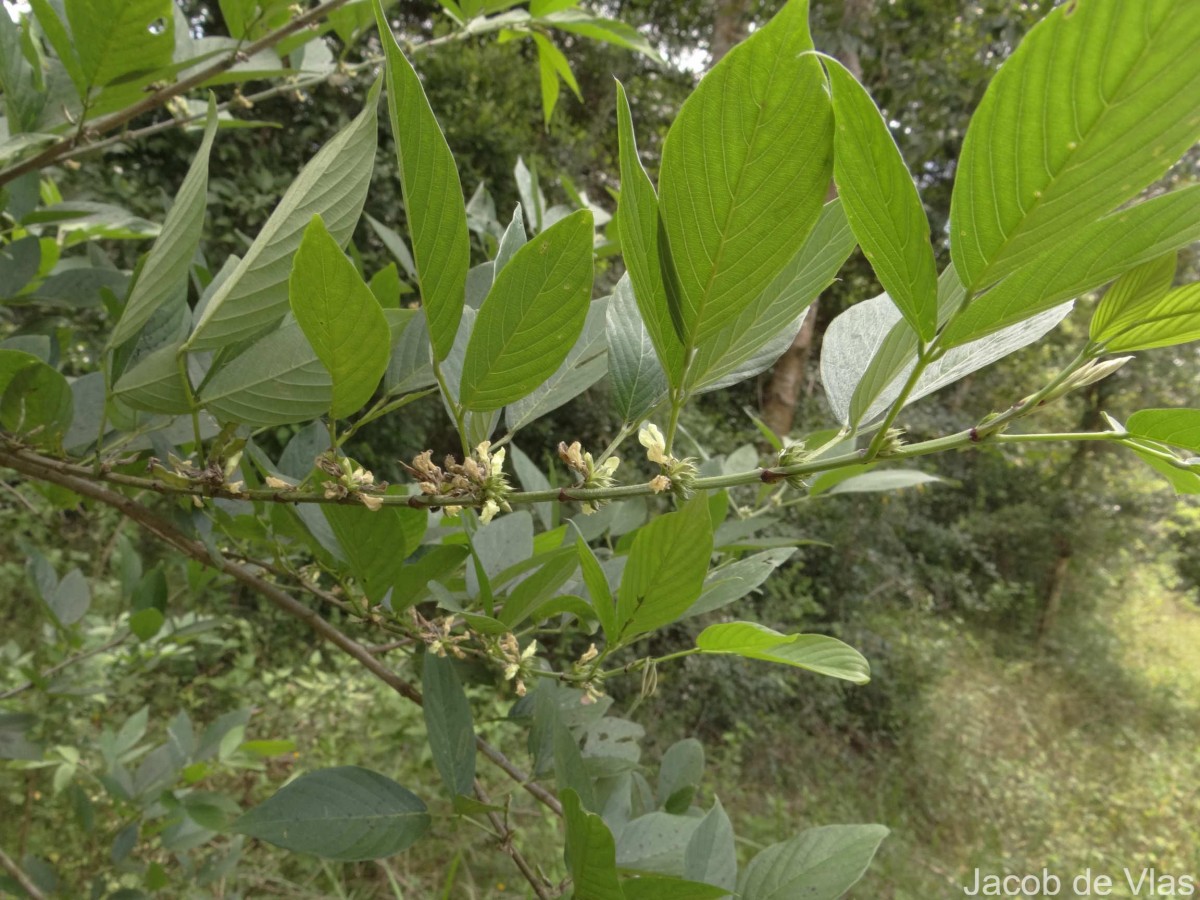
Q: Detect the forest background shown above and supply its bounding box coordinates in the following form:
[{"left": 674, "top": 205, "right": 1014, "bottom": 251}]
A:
[{"left": 2, "top": 0, "right": 1199, "bottom": 896}]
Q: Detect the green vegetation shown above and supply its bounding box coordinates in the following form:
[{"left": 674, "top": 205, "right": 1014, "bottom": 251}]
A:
[{"left": 2, "top": 0, "right": 1199, "bottom": 897}]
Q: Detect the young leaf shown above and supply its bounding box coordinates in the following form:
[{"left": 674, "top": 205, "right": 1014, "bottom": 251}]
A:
[
  {"left": 825, "top": 57, "right": 937, "bottom": 342},
  {"left": 1125, "top": 409, "right": 1200, "bottom": 454},
  {"left": 696, "top": 622, "right": 870, "bottom": 684},
  {"left": 533, "top": 33, "right": 578, "bottom": 125},
  {"left": 657, "top": 0, "right": 832, "bottom": 348},
  {"left": 459, "top": 209, "right": 594, "bottom": 411},
  {"left": 421, "top": 653, "right": 476, "bottom": 798},
  {"left": 949, "top": 1, "right": 1200, "bottom": 293},
  {"left": 738, "top": 824, "right": 889, "bottom": 900},
  {"left": 614, "top": 80, "right": 686, "bottom": 386},
  {"left": 826, "top": 470, "right": 942, "bottom": 495},
  {"left": 614, "top": 495, "right": 712, "bottom": 645},
  {"left": 289, "top": 216, "right": 390, "bottom": 420},
  {"left": 373, "top": 0, "right": 470, "bottom": 360},
  {"left": 561, "top": 788, "right": 625, "bottom": 900},
  {"left": 233, "top": 766, "right": 430, "bottom": 861},
  {"left": 110, "top": 96, "right": 219, "bottom": 348},
  {"left": 577, "top": 537, "right": 617, "bottom": 639},
  {"left": 1101, "top": 283, "right": 1200, "bottom": 353},
  {"left": 187, "top": 81, "right": 380, "bottom": 350},
  {"left": 1090, "top": 252, "right": 1176, "bottom": 341},
  {"left": 607, "top": 274, "right": 668, "bottom": 426},
  {"left": 681, "top": 548, "right": 796, "bottom": 621}
]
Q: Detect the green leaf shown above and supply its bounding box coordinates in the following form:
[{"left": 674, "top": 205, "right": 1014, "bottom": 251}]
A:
[
  {"left": 1130, "top": 447, "right": 1200, "bottom": 496},
  {"left": 616, "top": 811, "right": 701, "bottom": 875},
  {"left": 1101, "top": 283, "right": 1200, "bottom": 353},
  {"left": 577, "top": 537, "right": 617, "bottom": 639},
  {"left": 421, "top": 652, "right": 476, "bottom": 798},
  {"left": 374, "top": 0, "right": 469, "bottom": 360},
  {"left": 129, "top": 608, "right": 165, "bottom": 641},
  {"left": 500, "top": 552, "right": 579, "bottom": 628},
  {"left": 608, "top": 274, "right": 668, "bottom": 426},
  {"left": 288, "top": 216, "right": 390, "bottom": 419},
  {"left": 621, "top": 876, "right": 732, "bottom": 900},
  {"left": 686, "top": 198, "right": 855, "bottom": 395},
  {"left": 505, "top": 298, "right": 608, "bottom": 432},
  {"left": 739, "top": 825, "right": 888, "bottom": 900},
  {"left": 323, "top": 503, "right": 427, "bottom": 604},
  {"left": 825, "top": 57, "right": 936, "bottom": 342},
  {"left": 683, "top": 799, "right": 737, "bottom": 892},
  {"left": 110, "top": 97, "right": 218, "bottom": 347},
  {"left": 614, "top": 80, "right": 685, "bottom": 385},
  {"left": 562, "top": 788, "right": 625, "bottom": 900},
  {"left": 614, "top": 495, "right": 712, "bottom": 645},
  {"left": 233, "top": 766, "right": 430, "bottom": 860},
  {"left": 942, "top": 185, "right": 1200, "bottom": 347},
  {"left": 112, "top": 341, "right": 192, "bottom": 415},
  {"left": 826, "top": 470, "right": 942, "bottom": 495},
  {"left": 542, "top": 10, "right": 663, "bottom": 64},
  {"left": 533, "top": 33, "right": 564, "bottom": 125},
  {"left": 65, "top": 0, "right": 174, "bottom": 90},
  {"left": 682, "top": 548, "right": 795, "bottom": 621},
  {"left": 656, "top": 739, "right": 703, "bottom": 811},
  {"left": 950, "top": 0, "right": 1200, "bottom": 294},
  {"left": 46, "top": 567, "right": 90, "bottom": 627},
  {"left": 186, "top": 81, "right": 380, "bottom": 350},
  {"left": 658, "top": 0, "right": 832, "bottom": 349},
  {"left": 459, "top": 209, "right": 594, "bottom": 410},
  {"left": 1125, "top": 409, "right": 1200, "bottom": 454},
  {"left": 696, "top": 622, "right": 870, "bottom": 684},
  {"left": 1090, "top": 252, "right": 1176, "bottom": 341},
  {"left": 0, "top": 350, "right": 72, "bottom": 443},
  {"left": 198, "top": 320, "right": 331, "bottom": 426}
]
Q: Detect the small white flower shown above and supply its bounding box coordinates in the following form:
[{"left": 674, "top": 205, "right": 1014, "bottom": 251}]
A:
[
  {"left": 598, "top": 456, "right": 620, "bottom": 477},
  {"left": 639, "top": 423, "right": 668, "bottom": 464},
  {"left": 479, "top": 499, "right": 500, "bottom": 524},
  {"left": 490, "top": 446, "right": 506, "bottom": 477},
  {"left": 265, "top": 475, "right": 294, "bottom": 490}
]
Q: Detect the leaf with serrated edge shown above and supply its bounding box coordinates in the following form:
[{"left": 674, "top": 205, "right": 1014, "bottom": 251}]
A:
[
  {"left": 949, "top": 0, "right": 1200, "bottom": 293},
  {"left": 373, "top": 0, "right": 469, "bottom": 360},
  {"left": 658, "top": 0, "right": 832, "bottom": 349}
]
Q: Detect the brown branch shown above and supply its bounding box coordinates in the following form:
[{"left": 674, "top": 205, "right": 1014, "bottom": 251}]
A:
[
  {"left": 0, "top": 846, "right": 46, "bottom": 900},
  {"left": 0, "top": 446, "right": 562, "bottom": 820},
  {"left": 0, "top": 0, "right": 355, "bottom": 187},
  {"left": 474, "top": 779, "right": 553, "bottom": 900}
]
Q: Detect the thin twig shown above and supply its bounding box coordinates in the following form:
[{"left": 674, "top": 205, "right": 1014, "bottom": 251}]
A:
[
  {"left": 0, "top": 0, "right": 356, "bottom": 186},
  {"left": 0, "top": 845, "right": 46, "bottom": 900},
  {"left": 0, "top": 446, "right": 562, "bottom": 820},
  {"left": 0, "top": 633, "right": 131, "bottom": 700},
  {"left": 474, "top": 779, "right": 553, "bottom": 900}
]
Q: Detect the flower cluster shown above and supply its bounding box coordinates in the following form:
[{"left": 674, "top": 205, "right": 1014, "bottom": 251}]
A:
[
  {"left": 402, "top": 441, "right": 512, "bottom": 523},
  {"left": 498, "top": 633, "right": 537, "bottom": 696},
  {"left": 148, "top": 447, "right": 246, "bottom": 505},
  {"left": 316, "top": 453, "right": 388, "bottom": 509},
  {"left": 558, "top": 441, "right": 620, "bottom": 514},
  {"left": 638, "top": 423, "right": 698, "bottom": 498}
]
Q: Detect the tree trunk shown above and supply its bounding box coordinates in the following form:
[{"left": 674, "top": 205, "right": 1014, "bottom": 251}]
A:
[
  {"left": 758, "top": 0, "right": 872, "bottom": 437},
  {"left": 710, "top": 0, "right": 751, "bottom": 64}
]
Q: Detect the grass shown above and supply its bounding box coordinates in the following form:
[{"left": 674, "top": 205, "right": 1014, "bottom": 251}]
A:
[{"left": 705, "top": 564, "right": 1200, "bottom": 898}]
